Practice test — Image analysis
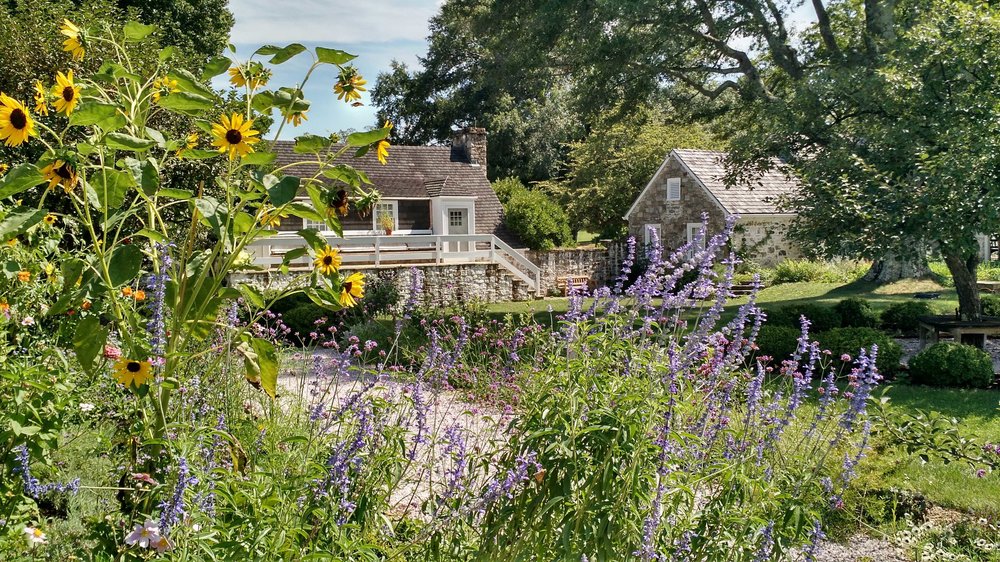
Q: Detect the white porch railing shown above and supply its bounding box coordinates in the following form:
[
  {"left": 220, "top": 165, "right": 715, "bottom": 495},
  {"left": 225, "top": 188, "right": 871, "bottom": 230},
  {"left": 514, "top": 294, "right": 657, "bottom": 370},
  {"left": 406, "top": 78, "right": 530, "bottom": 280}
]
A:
[{"left": 246, "top": 234, "right": 541, "bottom": 293}]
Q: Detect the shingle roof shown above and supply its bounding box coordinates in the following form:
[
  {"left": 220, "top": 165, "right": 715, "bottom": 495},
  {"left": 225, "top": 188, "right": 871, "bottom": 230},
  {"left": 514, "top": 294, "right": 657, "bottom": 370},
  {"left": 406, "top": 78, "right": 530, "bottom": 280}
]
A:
[
  {"left": 673, "top": 149, "right": 799, "bottom": 215},
  {"left": 272, "top": 141, "right": 513, "bottom": 242}
]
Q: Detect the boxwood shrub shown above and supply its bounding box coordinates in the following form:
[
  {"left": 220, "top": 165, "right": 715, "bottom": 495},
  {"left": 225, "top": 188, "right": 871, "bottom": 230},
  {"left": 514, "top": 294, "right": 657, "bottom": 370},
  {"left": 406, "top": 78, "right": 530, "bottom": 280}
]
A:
[
  {"left": 908, "top": 342, "right": 994, "bottom": 388},
  {"left": 765, "top": 303, "right": 841, "bottom": 333},
  {"left": 834, "top": 297, "right": 879, "bottom": 328},
  {"left": 981, "top": 294, "right": 1000, "bottom": 317},
  {"left": 754, "top": 325, "right": 802, "bottom": 363},
  {"left": 880, "top": 301, "right": 933, "bottom": 335},
  {"left": 817, "top": 327, "right": 902, "bottom": 376}
]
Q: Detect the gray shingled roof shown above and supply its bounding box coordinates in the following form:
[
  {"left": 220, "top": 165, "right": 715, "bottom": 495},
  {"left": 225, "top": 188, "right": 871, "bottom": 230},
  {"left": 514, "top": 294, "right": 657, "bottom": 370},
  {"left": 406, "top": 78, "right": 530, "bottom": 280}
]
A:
[
  {"left": 673, "top": 149, "right": 799, "bottom": 215},
  {"left": 272, "top": 141, "right": 513, "bottom": 242}
]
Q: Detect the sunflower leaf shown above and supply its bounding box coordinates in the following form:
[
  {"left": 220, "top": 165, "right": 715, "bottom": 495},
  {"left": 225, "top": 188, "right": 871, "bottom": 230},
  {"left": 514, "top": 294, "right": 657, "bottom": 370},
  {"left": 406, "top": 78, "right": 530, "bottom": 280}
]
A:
[
  {"left": 105, "top": 132, "right": 156, "bottom": 151},
  {"left": 123, "top": 21, "right": 157, "bottom": 42},
  {"left": 69, "top": 102, "right": 126, "bottom": 131},
  {"left": 347, "top": 126, "right": 391, "bottom": 147},
  {"left": 73, "top": 316, "right": 108, "bottom": 374},
  {"left": 251, "top": 91, "right": 275, "bottom": 112},
  {"left": 297, "top": 228, "right": 327, "bottom": 252},
  {"left": 241, "top": 152, "right": 276, "bottom": 166},
  {"left": 89, "top": 169, "right": 135, "bottom": 210},
  {"left": 156, "top": 92, "right": 214, "bottom": 115},
  {"left": 268, "top": 43, "right": 306, "bottom": 65},
  {"left": 249, "top": 337, "right": 278, "bottom": 399},
  {"left": 315, "top": 47, "right": 357, "bottom": 65},
  {"left": 0, "top": 207, "right": 46, "bottom": 241},
  {"left": 108, "top": 244, "right": 143, "bottom": 287},
  {"left": 158, "top": 46, "right": 174, "bottom": 63},
  {"left": 268, "top": 175, "right": 300, "bottom": 206},
  {"left": 0, "top": 164, "right": 43, "bottom": 200},
  {"left": 166, "top": 69, "right": 218, "bottom": 100},
  {"left": 202, "top": 56, "right": 231, "bottom": 80},
  {"left": 293, "top": 134, "right": 332, "bottom": 154}
]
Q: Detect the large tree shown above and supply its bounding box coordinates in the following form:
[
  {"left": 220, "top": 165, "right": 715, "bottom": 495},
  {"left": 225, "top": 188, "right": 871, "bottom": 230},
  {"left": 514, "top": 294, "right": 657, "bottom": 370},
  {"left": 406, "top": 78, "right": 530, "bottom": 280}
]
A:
[{"left": 464, "top": 0, "right": 999, "bottom": 319}]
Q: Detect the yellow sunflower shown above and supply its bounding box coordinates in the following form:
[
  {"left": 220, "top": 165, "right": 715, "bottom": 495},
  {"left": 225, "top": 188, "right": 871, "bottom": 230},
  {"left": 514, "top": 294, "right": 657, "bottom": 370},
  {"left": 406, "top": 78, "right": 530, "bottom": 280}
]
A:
[
  {"left": 338, "top": 272, "right": 365, "bottom": 308},
  {"left": 211, "top": 113, "right": 260, "bottom": 160},
  {"left": 314, "top": 246, "right": 341, "bottom": 276},
  {"left": 334, "top": 67, "right": 367, "bottom": 102},
  {"left": 51, "top": 70, "right": 81, "bottom": 116},
  {"left": 0, "top": 94, "right": 36, "bottom": 147},
  {"left": 375, "top": 121, "right": 393, "bottom": 165},
  {"left": 0, "top": 163, "right": 8, "bottom": 176},
  {"left": 60, "top": 19, "right": 85, "bottom": 61},
  {"left": 228, "top": 62, "right": 270, "bottom": 90},
  {"left": 176, "top": 132, "right": 198, "bottom": 158},
  {"left": 151, "top": 76, "right": 179, "bottom": 103},
  {"left": 33, "top": 81, "right": 49, "bottom": 116},
  {"left": 259, "top": 207, "right": 287, "bottom": 228},
  {"left": 41, "top": 160, "right": 78, "bottom": 193},
  {"left": 282, "top": 108, "right": 308, "bottom": 127},
  {"left": 43, "top": 213, "right": 57, "bottom": 226},
  {"left": 113, "top": 358, "right": 153, "bottom": 388}
]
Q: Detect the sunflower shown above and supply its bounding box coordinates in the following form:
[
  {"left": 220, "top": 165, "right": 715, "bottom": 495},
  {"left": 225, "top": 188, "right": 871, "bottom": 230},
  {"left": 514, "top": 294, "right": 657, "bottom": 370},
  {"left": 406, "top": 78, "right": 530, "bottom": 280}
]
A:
[
  {"left": 51, "top": 71, "right": 81, "bottom": 116},
  {"left": 259, "top": 207, "right": 287, "bottom": 228},
  {"left": 43, "top": 213, "right": 57, "bottom": 226},
  {"left": 41, "top": 160, "right": 78, "bottom": 193},
  {"left": 113, "top": 359, "right": 152, "bottom": 388},
  {"left": 176, "top": 132, "right": 198, "bottom": 158},
  {"left": 211, "top": 113, "right": 260, "bottom": 160},
  {"left": 338, "top": 272, "right": 365, "bottom": 308},
  {"left": 283, "top": 108, "right": 308, "bottom": 127},
  {"left": 60, "top": 19, "right": 85, "bottom": 61},
  {"left": 33, "top": 81, "right": 49, "bottom": 116},
  {"left": 151, "top": 76, "right": 179, "bottom": 103},
  {"left": 314, "top": 246, "right": 341, "bottom": 276},
  {"left": 228, "top": 62, "right": 270, "bottom": 89},
  {"left": 0, "top": 163, "right": 8, "bottom": 176},
  {"left": 334, "top": 67, "right": 367, "bottom": 102},
  {"left": 332, "top": 189, "right": 349, "bottom": 216},
  {"left": 375, "top": 121, "right": 392, "bottom": 165},
  {"left": 0, "top": 94, "right": 36, "bottom": 147},
  {"left": 17, "top": 270, "right": 30, "bottom": 282}
]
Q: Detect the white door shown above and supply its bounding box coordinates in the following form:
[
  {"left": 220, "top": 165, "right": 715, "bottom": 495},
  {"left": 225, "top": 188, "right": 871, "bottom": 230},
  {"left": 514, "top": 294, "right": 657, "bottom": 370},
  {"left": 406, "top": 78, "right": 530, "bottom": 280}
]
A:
[{"left": 447, "top": 208, "right": 469, "bottom": 251}]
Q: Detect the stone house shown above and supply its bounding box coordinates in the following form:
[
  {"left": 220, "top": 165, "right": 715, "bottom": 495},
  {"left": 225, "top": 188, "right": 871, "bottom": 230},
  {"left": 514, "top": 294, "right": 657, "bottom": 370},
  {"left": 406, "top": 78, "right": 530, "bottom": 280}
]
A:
[{"left": 623, "top": 149, "right": 803, "bottom": 266}]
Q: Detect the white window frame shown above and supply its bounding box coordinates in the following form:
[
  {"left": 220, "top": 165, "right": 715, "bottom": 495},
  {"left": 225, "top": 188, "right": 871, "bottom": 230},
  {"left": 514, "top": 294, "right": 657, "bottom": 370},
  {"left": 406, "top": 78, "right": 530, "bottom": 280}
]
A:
[
  {"left": 686, "top": 223, "right": 707, "bottom": 251},
  {"left": 303, "top": 218, "right": 328, "bottom": 231},
  {"left": 373, "top": 201, "right": 399, "bottom": 232},
  {"left": 666, "top": 177, "right": 681, "bottom": 201},
  {"left": 448, "top": 209, "right": 466, "bottom": 230},
  {"left": 643, "top": 223, "right": 659, "bottom": 245}
]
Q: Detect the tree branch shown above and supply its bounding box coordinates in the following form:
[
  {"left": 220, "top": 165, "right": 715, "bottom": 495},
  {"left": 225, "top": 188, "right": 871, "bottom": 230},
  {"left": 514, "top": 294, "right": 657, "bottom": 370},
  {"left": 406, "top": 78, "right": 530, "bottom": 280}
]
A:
[{"left": 811, "top": 0, "right": 841, "bottom": 56}]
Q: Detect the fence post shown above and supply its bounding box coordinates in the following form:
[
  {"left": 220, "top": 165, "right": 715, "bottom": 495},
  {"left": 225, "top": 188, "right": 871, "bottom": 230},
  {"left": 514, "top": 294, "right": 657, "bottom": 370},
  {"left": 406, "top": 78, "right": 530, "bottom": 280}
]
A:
[{"left": 375, "top": 236, "right": 381, "bottom": 266}]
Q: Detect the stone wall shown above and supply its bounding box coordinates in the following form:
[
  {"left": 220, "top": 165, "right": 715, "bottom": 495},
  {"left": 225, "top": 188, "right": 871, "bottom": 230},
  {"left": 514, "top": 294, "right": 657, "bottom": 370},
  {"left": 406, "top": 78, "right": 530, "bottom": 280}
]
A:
[
  {"left": 626, "top": 157, "right": 727, "bottom": 249},
  {"left": 526, "top": 246, "right": 623, "bottom": 296},
  {"left": 732, "top": 216, "right": 803, "bottom": 267}
]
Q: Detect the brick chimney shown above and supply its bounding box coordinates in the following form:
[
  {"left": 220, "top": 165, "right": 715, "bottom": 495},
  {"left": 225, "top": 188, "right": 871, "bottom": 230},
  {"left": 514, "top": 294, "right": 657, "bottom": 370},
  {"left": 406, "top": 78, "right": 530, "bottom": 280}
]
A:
[{"left": 450, "top": 127, "right": 487, "bottom": 175}]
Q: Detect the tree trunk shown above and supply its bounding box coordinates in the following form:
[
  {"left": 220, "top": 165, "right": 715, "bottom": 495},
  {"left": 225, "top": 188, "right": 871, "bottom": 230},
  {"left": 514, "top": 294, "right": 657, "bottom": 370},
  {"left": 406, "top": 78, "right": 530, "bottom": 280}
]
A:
[
  {"left": 863, "top": 254, "right": 931, "bottom": 283},
  {"left": 943, "top": 252, "right": 981, "bottom": 321}
]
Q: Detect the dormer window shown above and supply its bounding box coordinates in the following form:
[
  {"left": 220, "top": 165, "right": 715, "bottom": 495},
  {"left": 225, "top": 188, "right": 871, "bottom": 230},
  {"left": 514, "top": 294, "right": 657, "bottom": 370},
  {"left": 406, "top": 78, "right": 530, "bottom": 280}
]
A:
[{"left": 666, "top": 177, "right": 681, "bottom": 201}]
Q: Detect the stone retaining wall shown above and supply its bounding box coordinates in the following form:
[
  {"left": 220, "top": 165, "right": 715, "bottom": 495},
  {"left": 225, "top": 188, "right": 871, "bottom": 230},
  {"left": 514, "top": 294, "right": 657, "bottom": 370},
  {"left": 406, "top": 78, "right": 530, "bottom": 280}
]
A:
[{"left": 526, "top": 244, "right": 625, "bottom": 296}]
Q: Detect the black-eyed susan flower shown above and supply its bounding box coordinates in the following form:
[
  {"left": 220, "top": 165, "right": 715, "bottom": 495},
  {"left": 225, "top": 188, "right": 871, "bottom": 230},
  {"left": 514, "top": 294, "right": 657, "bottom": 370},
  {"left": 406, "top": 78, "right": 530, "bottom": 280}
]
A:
[
  {"left": 41, "top": 160, "right": 78, "bottom": 193},
  {"left": 211, "top": 113, "right": 260, "bottom": 160},
  {"left": 0, "top": 94, "right": 37, "bottom": 147},
  {"left": 151, "top": 76, "right": 179, "bottom": 103},
  {"left": 113, "top": 358, "right": 152, "bottom": 388},
  {"left": 51, "top": 71, "right": 81, "bottom": 116},
  {"left": 334, "top": 66, "right": 367, "bottom": 102},
  {"left": 43, "top": 213, "right": 57, "bottom": 226},
  {"left": 33, "top": 81, "right": 49, "bottom": 116},
  {"left": 338, "top": 272, "right": 365, "bottom": 307},
  {"left": 176, "top": 132, "right": 198, "bottom": 157},
  {"left": 314, "top": 246, "right": 341, "bottom": 276},
  {"left": 228, "top": 62, "right": 270, "bottom": 89},
  {"left": 60, "top": 19, "right": 85, "bottom": 61}
]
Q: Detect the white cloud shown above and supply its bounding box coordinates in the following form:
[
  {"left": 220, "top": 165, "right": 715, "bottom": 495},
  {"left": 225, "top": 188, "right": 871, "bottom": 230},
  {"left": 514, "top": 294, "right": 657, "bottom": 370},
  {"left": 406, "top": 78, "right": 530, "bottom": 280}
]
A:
[{"left": 229, "top": 0, "right": 440, "bottom": 44}]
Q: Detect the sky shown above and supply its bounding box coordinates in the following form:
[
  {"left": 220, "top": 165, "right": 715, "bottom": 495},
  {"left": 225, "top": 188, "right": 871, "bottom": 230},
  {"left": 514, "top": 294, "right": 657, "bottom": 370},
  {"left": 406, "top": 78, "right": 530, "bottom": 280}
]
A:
[{"left": 220, "top": 0, "right": 442, "bottom": 136}]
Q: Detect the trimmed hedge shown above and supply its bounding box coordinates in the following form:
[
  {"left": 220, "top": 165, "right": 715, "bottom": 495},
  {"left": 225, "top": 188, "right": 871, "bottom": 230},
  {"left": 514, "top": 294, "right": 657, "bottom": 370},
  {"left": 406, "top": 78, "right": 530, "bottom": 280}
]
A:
[
  {"left": 908, "top": 342, "right": 994, "bottom": 388},
  {"left": 817, "top": 327, "right": 902, "bottom": 375},
  {"left": 755, "top": 325, "right": 802, "bottom": 363},
  {"left": 880, "top": 301, "right": 933, "bottom": 335},
  {"left": 765, "top": 303, "right": 841, "bottom": 333},
  {"left": 981, "top": 294, "right": 1000, "bottom": 317},
  {"left": 834, "top": 297, "right": 879, "bottom": 328}
]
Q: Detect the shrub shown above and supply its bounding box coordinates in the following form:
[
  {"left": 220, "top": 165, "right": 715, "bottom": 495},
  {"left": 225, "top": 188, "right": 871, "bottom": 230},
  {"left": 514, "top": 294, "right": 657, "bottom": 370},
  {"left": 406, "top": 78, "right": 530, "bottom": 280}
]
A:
[
  {"left": 835, "top": 297, "right": 879, "bottom": 328},
  {"left": 498, "top": 178, "right": 573, "bottom": 250},
  {"left": 981, "top": 294, "right": 1000, "bottom": 317},
  {"left": 771, "top": 259, "right": 839, "bottom": 284},
  {"left": 908, "top": 342, "right": 994, "bottom": 388},
  {"left": 754, "top": 325, "right": 802, "bottom": 363},
  {"left": 765, "top": 303, "right": 842, "bottom": 332},
  {"left": 817, "top": 327, "right": 903, "bottom": 375},
  {"left": 881, "top": 301, "right": 933, "bottom": 335}
]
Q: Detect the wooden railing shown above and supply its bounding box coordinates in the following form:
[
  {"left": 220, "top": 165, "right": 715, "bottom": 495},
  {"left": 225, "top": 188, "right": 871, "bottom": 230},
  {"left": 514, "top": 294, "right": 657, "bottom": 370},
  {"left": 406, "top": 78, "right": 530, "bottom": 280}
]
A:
[{"left": 246, "top": 234, "right": 541, "bottom": 293}]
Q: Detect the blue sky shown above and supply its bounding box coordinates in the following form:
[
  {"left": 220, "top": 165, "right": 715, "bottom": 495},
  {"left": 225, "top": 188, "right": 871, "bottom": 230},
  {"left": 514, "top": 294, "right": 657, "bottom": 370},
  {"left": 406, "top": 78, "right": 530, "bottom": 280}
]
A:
[{"left": 220, "top": 0, "right": 442, "bottom": 136}]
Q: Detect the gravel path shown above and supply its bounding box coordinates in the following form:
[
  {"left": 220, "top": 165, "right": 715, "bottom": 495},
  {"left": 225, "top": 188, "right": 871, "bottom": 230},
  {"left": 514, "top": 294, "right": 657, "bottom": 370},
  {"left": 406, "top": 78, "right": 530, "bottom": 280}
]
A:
[{"left": 807, "top": 535, "right": 904, "bottom": 562}]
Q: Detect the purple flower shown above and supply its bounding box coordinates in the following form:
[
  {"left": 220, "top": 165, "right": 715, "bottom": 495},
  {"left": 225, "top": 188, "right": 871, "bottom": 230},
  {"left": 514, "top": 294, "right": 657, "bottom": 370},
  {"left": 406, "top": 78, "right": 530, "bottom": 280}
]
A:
[
  {"left": 13, "top": 445, "right": 80, "bottom": 498},
  {"left": 159, "top": 457, "right": 197, "bottom": 535}
]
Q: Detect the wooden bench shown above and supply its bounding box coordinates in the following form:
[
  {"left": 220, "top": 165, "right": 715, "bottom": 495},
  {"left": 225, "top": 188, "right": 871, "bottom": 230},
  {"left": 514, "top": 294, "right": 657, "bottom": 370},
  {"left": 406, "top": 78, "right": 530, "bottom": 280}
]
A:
[{"left": 555, "top": 275, "right": 592, "bottom": 296}]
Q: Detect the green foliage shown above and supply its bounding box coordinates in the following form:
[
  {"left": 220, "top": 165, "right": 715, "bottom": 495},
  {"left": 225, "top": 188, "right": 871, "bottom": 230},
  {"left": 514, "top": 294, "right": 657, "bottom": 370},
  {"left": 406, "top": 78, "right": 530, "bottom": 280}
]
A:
[
  {"left": 908, "top": 343, "right": 994, "bottom": 389},
  {"left": 981, "top": 294, "right": 1000, "bottom": 317},
  {"left": 766, "top": 303, "right": 842, "bottom": 332},
  {"left": 817, "top": 327, "right": 903, "bottom": 375},
  {"left": 880, "top": 301, "right": 934, "bottom": 335},
  {"left": 497, "top": 178, "right": 573, "bottom": 250},
  {"left": 771, "top": 259, "right": 866, "bottom": 285},
  {"left": 754, "top": 325, "right": 802, "bottom": 363},
  {"left": 835, "top": 297, "right": 880, "bottom": 328}
]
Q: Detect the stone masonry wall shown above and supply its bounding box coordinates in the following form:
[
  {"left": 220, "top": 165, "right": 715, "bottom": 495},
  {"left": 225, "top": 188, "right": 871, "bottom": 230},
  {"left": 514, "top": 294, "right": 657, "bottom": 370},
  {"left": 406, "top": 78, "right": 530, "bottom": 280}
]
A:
[
  {"left": 627, "top": 157, "right": 726, "bottom": 251},
  {"left": 526, "top": 247, "right": 621, "bottom": 296},
  {"left": 731, "top": 216, "right": 803, "bottom": 267}
]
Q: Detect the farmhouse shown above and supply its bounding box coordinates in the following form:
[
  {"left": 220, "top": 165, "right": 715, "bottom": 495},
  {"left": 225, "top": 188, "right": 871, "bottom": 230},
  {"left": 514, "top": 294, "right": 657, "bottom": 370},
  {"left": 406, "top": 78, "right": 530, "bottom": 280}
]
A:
[{"left": 624, "top": 149, "right": 803, "bottom": 266}]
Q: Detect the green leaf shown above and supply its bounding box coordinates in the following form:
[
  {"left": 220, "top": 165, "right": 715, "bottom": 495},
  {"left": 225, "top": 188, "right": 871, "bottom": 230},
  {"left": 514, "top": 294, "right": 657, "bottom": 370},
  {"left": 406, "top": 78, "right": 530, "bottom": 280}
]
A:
[
  {"left": 9, "top": 420, "right": 41, "bottom": 436},
  {"left": 140, "top": 160, "right": 159, "bottom": 195},
  {"left": 157, "top": 188, "right": 193, "bottom": 200},
  {"left": 315, "top": 47, "right": 357, "bottom": 65},
  {"left": 286, "top": 202, "right": 323, "bottom": 221},
  {"left": 250, "top": 91, "right": 275, "bottom": 113},
  {"left": 0, "top": 164, "right": 43, "bottom": 200},
  {"left": 241, "top": 151, "right": 276, "bottom": 166},
  {"left": 297, "top": 228, "right": 327, "bottom": 251},
  {"left": 280, "top": 246, "right": 309, "bottom": 267},
  {"left": 268, "top": 43, "right": 306, "bottom": 64},
  {"left": 347, "top": 125, "right": 391, "bottom": 147},
  {"left": 254, "top": 45, "right": 281, "bottom": 56},
  {"left": 0, "top": 207, "right": 46, "bottom": 241},
  {"left": 94, "top": 62, "right": 141, "bottom": 83},
  {"left": 322, "top": 164, "right": 371, "bottom": 187},
  {"left": 124, "top": 21, "right": 157, "bottom": 41},
  {"left": 247, "top": 337, "right": 279, "bottom": 398},
  {"left": 202, "top": 56, "right": 232, "bottom": 80},
  {"left": 294, "top": 134, "right": 333, "bottom": 153},
  {"left": 237, "top": 284, "right": 265, "bottom": 308},
  {"left": 90, "top": 169, "right": 135, "bottom": 210},
  {"left": 60, "top": 258, "right": 85, "bottom": 293},
  {"left": 156, "top": 92, "right": 214, "bottom": 114},
  {"left": 167, "top": 69, "right": 218, "bottom": 100},
  {"left": 135, "top": 228, "right": 166, "bottom": 243},
  {"left": 73, "top": 316, "right": 108, "bottom": 374},
  {"left": 108, "top": 244, "right": 143, "bottom": 287},
  {"left": 158, "top": 46, "right": 174, "bottom": 63},
  {"left": 69, "top": 102, "right": 126, "bottom": 130},
  {"left": 181, "top": 149, "right": 221, "bottom": 160},
  {"left": 268, "top": 175, "right": 300, "bottom": 206},
  {"left": 105, "top": 132, "right": 156, "bottom": 151}
]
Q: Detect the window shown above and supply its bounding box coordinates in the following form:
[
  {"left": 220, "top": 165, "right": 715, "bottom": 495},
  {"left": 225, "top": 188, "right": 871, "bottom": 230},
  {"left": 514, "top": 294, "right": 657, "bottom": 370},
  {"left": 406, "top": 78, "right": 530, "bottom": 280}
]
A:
[
  {"left": 303, "top": 218, "right": 327, "bottom": 231},
  {"left": 373, "top": 201, "right": 398, "bottom": 231},
  {"left": 666, "top": 177, "right": 681, "bottom": 201},
  {"left": 686, "top": 223, "right": 707, "bottom": 251},
  {"left": 449, "top": 210, "right": 464, "bottom": 228},
  {"left": 643, "top": 224, "right": 659, "bottom": 245}
]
